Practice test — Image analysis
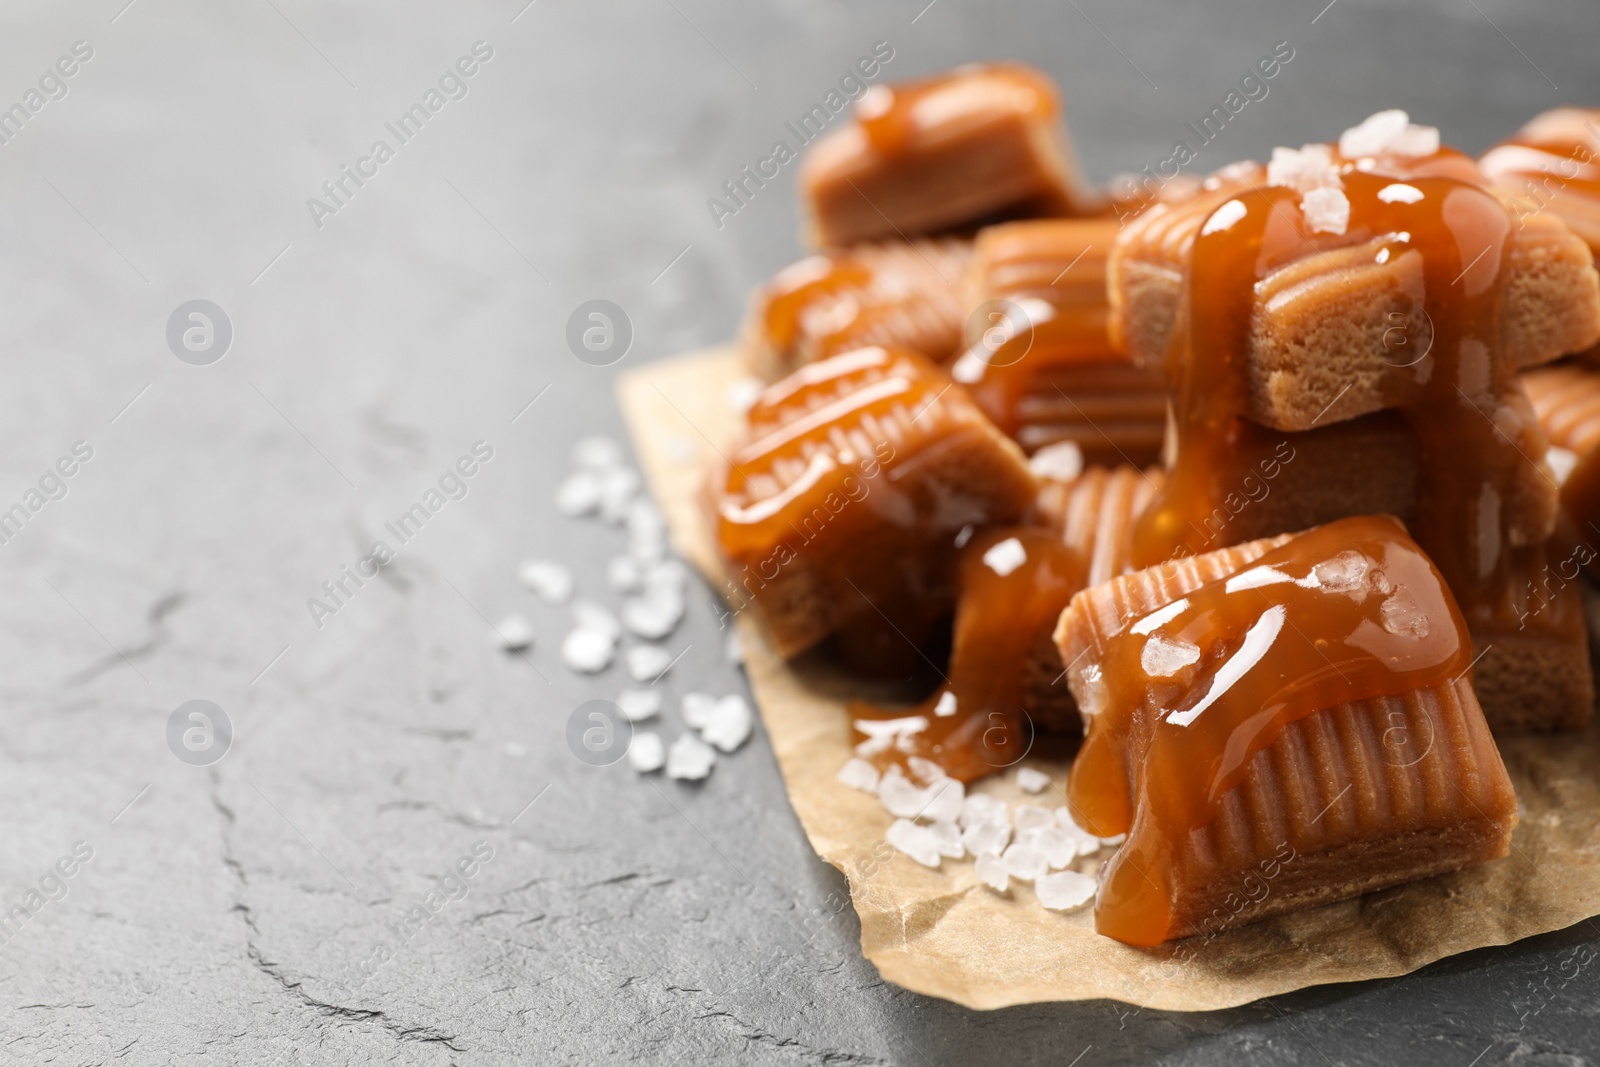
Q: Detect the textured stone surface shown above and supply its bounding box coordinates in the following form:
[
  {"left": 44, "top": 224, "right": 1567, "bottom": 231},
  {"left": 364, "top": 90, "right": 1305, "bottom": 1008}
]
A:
[{"left": 0, "top": 0, "right": 1597, "bottom": 1063}]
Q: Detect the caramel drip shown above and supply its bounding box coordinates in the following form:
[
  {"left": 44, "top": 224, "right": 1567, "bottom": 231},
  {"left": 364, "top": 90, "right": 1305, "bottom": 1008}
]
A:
[
  {"left": 855, "top": 63, "right": 1059, "bottom": 159},
  {"left": 760, "top": 257, "right": 875, "bottom": 353},
  {"left": 1068, "top": 515, "right": 1470, "bottom": 945},
  {"left": 1130, "top": 152, "right": 1527, "bottom": 612},
  {"left": 850, "top": 527, "right": 1085, "bottom": 782}
]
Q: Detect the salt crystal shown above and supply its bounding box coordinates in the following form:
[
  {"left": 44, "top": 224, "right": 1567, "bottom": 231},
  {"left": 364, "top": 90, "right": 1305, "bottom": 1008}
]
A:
[
  {"left": 627, "top": 732, "right": 665, "bottom": 773},
  {"left": 555, "top": 470, "right": 603, "bottom": 516},
  {"left": 960, "top": 793, "right": 1010, "bottom": 830},
  {"left": 933, "top": 691, "right": 957, "bottom": 717},
  {"left": 682, "top": 692, "right": 717, "bottom": 729},
  {"left": 853, "top": 716, "right": 928, "bottom": 758},
  {"left": 617, "top": 688, "right": 662, "bottom": 722},
  {"left": 726, "top": 377, "right": 764, "bottom": 415},
  {"left": 929, "top": 820, "right": 965, "bottom": 859},
  {"left": 624, "top": 644, "right": 672, "bottom": 681},
  {"left": 1032, "top": 826, "right": 1079, "bottom": 869},
  {"left": 1302, "top": 186, "right": 1351, "bottom": 235},
  {"left": 1549, "top": 446, "right": 1578, "bottom": 485},
  {"left": 1380, "top": 592, "right": 1429, "bottom": 638},
  {"left": 1015, "top": 805, "right": 1055, "bottom": 834},
  {"left": 622, "top": 593, "right": 685, "bottom": 640},
  {"left": 1314, "top": 550, "right": 1369, "bottom": 593},
  {"left": 725, "top": 630, "right": 744, "bottom": 666},
  {"left": 1054, "top": 808, "right": 1103, "bottom": 857},
  {"left": 1016, "top": 767, "right": 1051, "bottom": 794},
  {"left": 1266, "top": 143, "right": 1339, "bottom": 192},
  {"left": 1389, "top": 123, "right": 1440, "bottom": 158},
  {"left": 561, "top": 627, "right": 615, "bottom": 673},
  {"left": 836, "top": 758, "right": 881, "bottom": 793},
  {"left": 607, "top": 555, "right": 643, "bottom": 592},
  {"left": 1338, "top": 109, "right": 1411, "bottom": 158},
  {"left": 1035, "top": 870, "right": 1096, "bottom": 911},
  {"left": 573, "top": 601, "right": 621, "bottom": 640},
  {"left": 1099, "top": 834, "right": 1126, "bottom": 847},
  {"left": 1002, "top": 842, "right": 1048, "bottom": 882},
  {"left": 644, "top": 559, "right": 688, "bottom": 595},
  {"left": 923, "top": 778, "right": 965, "bottom": 823},
  {"left": 493, "top": 614, "right": 534, "bottom": 651},
  {"left": 1141, "top": 634, "right": 1201, "bottom": 677},
  {"left": 887, "top": 819, "right": 941, "bottom": 868},
  {"left": 596, "top": 466, "right": 640, "bottom": 523},
  {"left": 701, "top": 695, "right": 753, "bottom": 753},
  {"left": 961, "top": 821, "right": 1010, "bottom": 858},
  {"left": 665, "top": 733, "right": 715, "bottom": 780},
  {"left": 518, "top": 560, "right": 572, "bottom": 604},
  {"left": 878, "top": 775, "right": 931, "bottom": 819},
  {"left": 907, "top": 756, "right": 947, "bottom": 786},
  {"left": 975, "top": 853, "right": 1009, "bottom": 892},
  {"left": 1028, "top": 441, "right": 1083, "bottom": 483},
  {"left": 982, "top": 537, "right": 1027, "bottom": 577},
  {"left": 573, "top": 435, "right": 624, "bottom": 469}
]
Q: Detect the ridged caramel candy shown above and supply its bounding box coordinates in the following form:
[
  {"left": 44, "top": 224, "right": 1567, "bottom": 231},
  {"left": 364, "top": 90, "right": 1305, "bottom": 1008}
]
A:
[
  {"left": 712, "top": 346, "right": 1036, "bottom": 663},
  {"left": 1057, "top": 516, "right": 1517, "bottom": 945}
]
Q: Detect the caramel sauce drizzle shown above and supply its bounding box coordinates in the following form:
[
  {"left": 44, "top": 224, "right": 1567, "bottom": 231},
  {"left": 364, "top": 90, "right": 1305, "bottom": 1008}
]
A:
[
  {"left": 1130, "top": 147, "right": 1529, "bottom": 613},
  {"left": 850, "top": 526, "right": 1085, "bottom": 782},
  {"left": 1480, "top": 109, "right": 1600, "bottom": 202},
  {"left": 760, "top": 256, "right": 874, "bottom": 354},
  {"left": 1070, "top": 515, "right": 1470, "bottom": 945}
]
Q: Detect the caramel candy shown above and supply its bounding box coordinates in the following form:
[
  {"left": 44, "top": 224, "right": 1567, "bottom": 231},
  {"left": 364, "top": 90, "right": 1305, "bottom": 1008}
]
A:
[
  {"left": 1057, "top": 516, "right": 1517, "bottom": 946},
  {"left": 1111, "top": 159, "right": 1600, "bottom": 431},
  {"left": 738, "top": 238, "right": 971, "bottom": 382},
  {"left": 1482, "top": 109, "right": 1600, "bottom": 261},
  {"left": 712, "top": 346, "right": 1036, "bottom": 661},
  {"left": 1526, "top": 359, "right": 1600, "bottom": 550},
  {"left": 951, "top": 219, "right": 1168, "bottom": 465},
  {"left": 800, "top": 64, "right": 1095, "bottom": 247}
]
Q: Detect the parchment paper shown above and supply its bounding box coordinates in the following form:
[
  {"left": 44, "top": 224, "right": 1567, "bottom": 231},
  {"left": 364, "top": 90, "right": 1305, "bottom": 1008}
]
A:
[{"left": 617, "top": 346, "right": 1600, "bottom": 1011}]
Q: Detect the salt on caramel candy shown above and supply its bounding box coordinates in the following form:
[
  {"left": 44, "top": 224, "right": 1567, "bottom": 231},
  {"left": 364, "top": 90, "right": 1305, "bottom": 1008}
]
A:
[
  {"left": 800, "top": 63, "right": 1096, "bottom": 248},
  {"left": 1055, "top": 516, "right": 1518, "bottom": 946},
  {"left": 1110, "top": 147, "right": 1600, "bottom": 432},
  {"left": 950, "top": 219, "right": 1168, "bottom": 466},
  {"left": 849, "top": 467, "right": 1161, "bottom": 782},
  {"left": 1482, "top": 109, "right": 1600, "bottom": 265},
  {"left": 711, "top": 346, "right": 1036, "bottom": 662},
  {"left": 1526, "top": 360, "right": 1600, "bottom": 547},
  {"left": 738, "top": 238, "right": 972, "bottom": 382}
]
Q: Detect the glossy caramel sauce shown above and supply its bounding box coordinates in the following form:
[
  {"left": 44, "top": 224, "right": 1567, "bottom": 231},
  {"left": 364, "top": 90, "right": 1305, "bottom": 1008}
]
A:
[
  {"left": 850, "top": 526, "right": 1085, "bottom": 781},
  {"left": 1481, "top": 109, "right": 1600, "bottom": 244},
  {"left": 855, "top": 63, "right": 1059, "bottom": 159},
  {"left": 1069, "top": 515, "right": 1470, "bottom": 945},
  {"left": 1130, "top": 145, "right": 1534, "bottom": 613},
  {"left": 760, "top": 256, "right": 874, "bottom": 354}
]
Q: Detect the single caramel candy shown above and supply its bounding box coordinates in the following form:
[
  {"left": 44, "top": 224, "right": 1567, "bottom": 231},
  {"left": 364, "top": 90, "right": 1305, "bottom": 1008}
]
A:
[
  {"left": 738, "top": 238, "right": 971, "bottom": 382},
  {"left": 1056, "top": 516, "right": 1517, "bottom": 946},
  {"left": 952, "top": 219, "right": 1167, "bottom": 466},
  {"left": 1482, "top": 108, "right": 1600, "bottom": 260},
  {"left": 711, "top": 346, "right": 1036, "bottom": 661},
  {"left": 800, "top": 64, "right": 1096, "bottom": 247}
]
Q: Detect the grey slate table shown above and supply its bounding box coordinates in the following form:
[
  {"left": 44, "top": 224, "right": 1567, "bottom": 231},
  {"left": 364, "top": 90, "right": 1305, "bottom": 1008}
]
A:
[{"left": 1, "top": 0, "right": 1597, "bottom": 1063}]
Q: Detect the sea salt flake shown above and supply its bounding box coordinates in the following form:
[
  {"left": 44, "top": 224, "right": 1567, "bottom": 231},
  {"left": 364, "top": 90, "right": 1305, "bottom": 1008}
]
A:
[
  {"left": 682, "top": 692, "right": 718, "bottom": 729},
  {"left": 555, "top": 470, "right": 603, "bottom": 516},
  {"left": 1002, "top": 842, "right": 1048, "bottom": 882},
  {"left": 596, "top": 466, "right": 641, "bottom": 523},
  {"left": 982, "top": 537, "right": 1027, "bottom": 577},
  {"left": 929, "top": 820, "right": 964, "bottom": 859},
  {"left": 624, "top": 644, "right": 672, "bottom": 682},
  {"left": 1380, "top": 592, "right": 1430, "bottom": 638},
  {"left": 1302, "top": 186, "right": 1351, "bottom": 235},
  {"left": 573, "top": 435, "right": 625, "bottom": 469},
  {"left": 1339, "top": 109, "right": 1411, "bottom": 158},
  {"left": 1390, "top": 123, "right": 1440, "bottom": 157},
  {"left": 1055, "top": 807, "right": 1103, "bottom": 857},
  {"left": 700, "top": 695, "right": 753, "bottom": 752},
  {"left": 607, "top": 555, "right": 643, "bottom": 592},
  {"left": 1028, "top": 441, "right": 1083, "bottom": 482},
  {"left": 887, "top": 818, "right": 942, "bottom": 868},
  {"left": 627, "top": 732, "right": 665, "bottom": 773},
  {"left": 1141, "top": 634, "right": 1201, "bottom": 677},
  {"left": 960, "top": 793, "right": 1010, "bottom": 830},
  {"left": 836, "top": 758, "right": 881, "bottom": 793},
  {"left": 516, "top": 559, "right": 573, "bottom": 604},
  {"left": 622, "top": 593, "right": 685, "bottom": 640},
  {"left": 961, "top": 821, "right": 1011, "bottom": 858},
  {"left": 1016, "top": 767, "right": 1051, "bottom": 794},
  {"left": 572, "top": 601, "right": 621, "bottom": 640},
  {"left": 907, "top": 756, "right": 947, "bottom": 786},
  {"left": 922, "top": 778, "right": 965, "bottom": 823},
  {"left": 853, "top": 715, "right": 928, "bottom": 758},
  {"left": 933, "top": 691, "right": 958, "bottom": 717},
  {"left": 1036, "top": 870, "right": 1096, "bottom": 911},
  {"left": 665, "top": 733, "right": 715, "bottom": 780},
  {"left": 975, "top": 853, "right": 1009, "bottom": 892},
  {"left": 1014, "top": 805, "right": 1056, "bottom": 834},
  {"left": 561, "top": 627, "right": 615, "bottom": 673},
  {"left": 493, "top": 614, "right": 534, "bottom": 651},
  {"left": 617, "top": 688, "right": 662, "bottom": 722},
  {"left": 1314, "top": 550, "right": 1369, "bottom": 593},
  {"left": 1266, "top": 143, "right": 1339, "bottom": 192},
  {"left": 1032, "top": 826, "right": 1079, "bottom": 869}
]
